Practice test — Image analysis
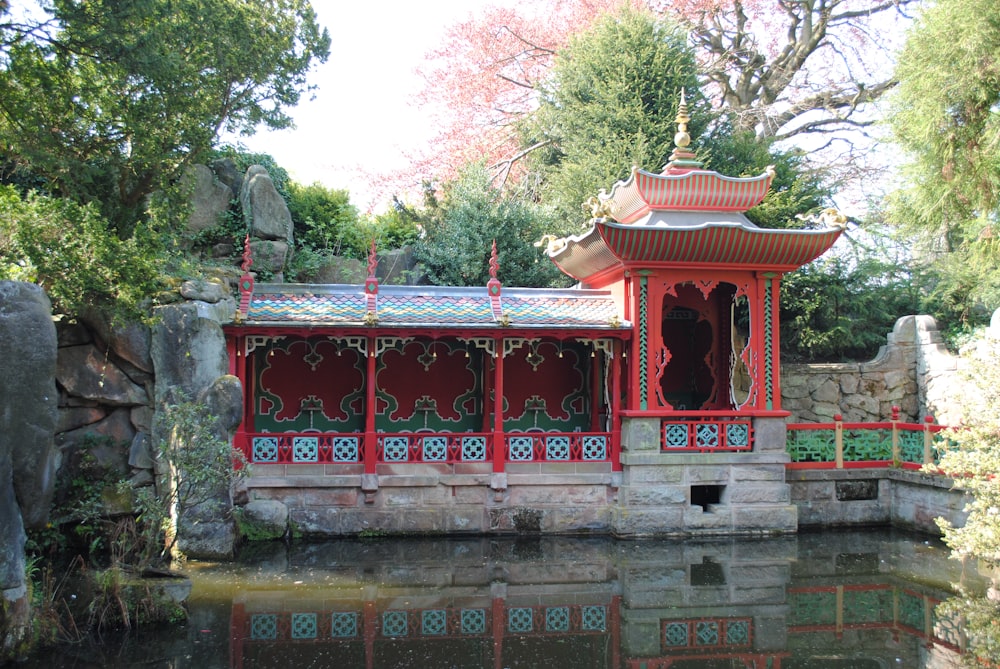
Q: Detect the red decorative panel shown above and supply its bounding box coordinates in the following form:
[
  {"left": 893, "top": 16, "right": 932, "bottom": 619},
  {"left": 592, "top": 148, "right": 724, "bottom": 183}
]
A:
[{"left": 256, "top": 339, "right": 364, "bottom": 431}]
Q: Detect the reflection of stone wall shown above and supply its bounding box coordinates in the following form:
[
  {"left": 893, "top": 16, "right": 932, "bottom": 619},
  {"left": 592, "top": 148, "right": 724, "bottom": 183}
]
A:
[{"left": 782, "top": 315, "right": 962, "bottom": 424}]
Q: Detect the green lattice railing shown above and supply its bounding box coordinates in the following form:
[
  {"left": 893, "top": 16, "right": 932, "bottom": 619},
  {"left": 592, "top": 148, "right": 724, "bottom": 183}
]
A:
[{"left": 787, "top": 408, "right": 948, "bottom": 469}]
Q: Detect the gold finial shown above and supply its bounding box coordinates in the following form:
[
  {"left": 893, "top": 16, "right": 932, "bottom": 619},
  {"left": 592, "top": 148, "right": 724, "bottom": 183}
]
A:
[
  {"left": 674, "top": 89, "right": 691, "bottom": 149},
  {"left": 364, "top": 310, "right": 379, "bottom": 327},
  {"left": 664, "top": 90, "right": 702, "bottom": 173}
]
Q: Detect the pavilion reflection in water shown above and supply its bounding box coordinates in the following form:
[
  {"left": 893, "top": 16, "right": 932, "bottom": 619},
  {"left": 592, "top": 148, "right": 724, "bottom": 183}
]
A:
[{"left": 227, "top": 532, "right": 971, "bottom": 669}]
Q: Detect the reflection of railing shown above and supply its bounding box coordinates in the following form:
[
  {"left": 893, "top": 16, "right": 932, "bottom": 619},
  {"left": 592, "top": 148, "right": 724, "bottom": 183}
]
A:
[
  {"left": 235, "top": 602, "right": 611, "bottom": 642},
  {"left": 787, "top": 408, "right": 947, "bottom": 470},
  {"left": 236, "top": 431, "right": 612, "bottom": 465},
  {"left": 661, "top": 417, "right": 753, "bottom": 452},
  {"left": 788, "top": 584, "right": 963, "bottom": 652}
]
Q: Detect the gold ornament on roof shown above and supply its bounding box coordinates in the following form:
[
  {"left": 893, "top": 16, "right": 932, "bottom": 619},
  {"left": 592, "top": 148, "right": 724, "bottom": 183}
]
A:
[
  {"left": 674, "top": 89, "right": 691, "bottom": 149},
  {"left": 795, "top": 207, "right": 849, "bottom": 230},
  {"left": 583, "top": 189, "right": 615, "bottom": 220},
  {"left": 534, "top": 234, "right": 567, "bottom": 254}
]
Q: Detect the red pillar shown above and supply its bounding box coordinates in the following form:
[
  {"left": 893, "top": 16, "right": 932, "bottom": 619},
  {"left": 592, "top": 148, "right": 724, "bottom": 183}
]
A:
[
  {"left": 769, "top": 274, "right": 783, "bottom": 411},
  {"left": 589, "top": 345, "right": 602, "bottom": 433},
  {"left": 364, "top": 335, "right": 377, "bottom": 474},
  {"left": 610, "top": 340, "right": 622, "bottom": 472},
  {"left": 492, "top": 339, "right": 505, "bottom": 473}
]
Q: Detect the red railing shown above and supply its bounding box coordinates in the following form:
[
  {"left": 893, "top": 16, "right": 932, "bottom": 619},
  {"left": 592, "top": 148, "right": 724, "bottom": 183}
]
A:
[
  {"left": 236, "top": 431, "right": 612, "bottom": 465},
  {"left": 786, "top": 407, "right": 947, "bottom": 470}
]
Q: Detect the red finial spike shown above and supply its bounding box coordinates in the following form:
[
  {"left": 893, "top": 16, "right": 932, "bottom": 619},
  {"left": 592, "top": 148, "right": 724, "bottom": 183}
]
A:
[
  {"left": 240, "top": 233, "right": 253, "bottom": 272},
  {"left": 367, "top": 239, "right": 378, "bottom": 278},
  {"left": 489, "top": 239, "right": 499, "bottom": 281}
]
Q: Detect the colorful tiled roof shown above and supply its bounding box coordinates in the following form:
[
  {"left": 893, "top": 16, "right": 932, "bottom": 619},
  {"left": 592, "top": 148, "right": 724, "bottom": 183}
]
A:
[{"left": 241, "top": 284, "right": 627, "bottom": 330}]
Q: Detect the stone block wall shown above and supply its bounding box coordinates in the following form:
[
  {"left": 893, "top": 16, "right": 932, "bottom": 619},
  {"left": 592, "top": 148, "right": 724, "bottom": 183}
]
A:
[
  {"left": 611, "top": 417, "right": 797, "bottom": 538},
  {"left": 782, "top": 314, "right": 965, "bottom": 424}
]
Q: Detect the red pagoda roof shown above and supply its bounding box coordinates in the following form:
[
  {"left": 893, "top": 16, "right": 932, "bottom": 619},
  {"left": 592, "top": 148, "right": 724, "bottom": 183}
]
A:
[
  {"left": 607, "top": 166, "right": 775, "bottom": 223},
  {"left": 550, "top": 219, "right": 844, "bottom": 281}
]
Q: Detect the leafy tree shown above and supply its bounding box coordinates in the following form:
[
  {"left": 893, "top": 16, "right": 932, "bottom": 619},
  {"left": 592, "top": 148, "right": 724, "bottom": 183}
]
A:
[
  {"left": 0, "top": 186, "right": 163, "bottom": 320},
  {"left": 521, "top": 9, "right": 831, "bottom": 229},
  {"left": 525, "top": 9, "right": 706, "bottom": 226},
  {"left": 780, "top": 247, "right": 921, "bottom": 362},
  {"left": 934, "top": 331, "right": 1000, "bottom": 568},
  {"left": 388, "top": 0, "right": 915, "bottom": 192},
  {"left": 887, "top": 0, "right": 1000, "bottom": 327},
  {"left": 414, "top": 165, "right": 569, "bottom": 288},
  {"left": 286, "top": 181, "right": 359, "bottom": 254},
  {"left": 0, "top": 0, "right": 330, "bottom": 236}
]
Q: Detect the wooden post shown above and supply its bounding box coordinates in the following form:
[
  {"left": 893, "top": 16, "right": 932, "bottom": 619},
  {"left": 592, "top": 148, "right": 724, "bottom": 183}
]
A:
[
  {"left": 834, "top": 414, "right": 844, "bottom": 469},
  {"left": 923, "top": 415, "right": 936, "bottom": 467},
  {"left": 891, "top": 405, "right": 901, "bottom": 465}
]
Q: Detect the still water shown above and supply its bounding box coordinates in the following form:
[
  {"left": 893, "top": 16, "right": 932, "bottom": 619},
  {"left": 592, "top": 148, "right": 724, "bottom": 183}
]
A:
[{"left": 23, "top": 529, "right": 991, "bottom": 668}]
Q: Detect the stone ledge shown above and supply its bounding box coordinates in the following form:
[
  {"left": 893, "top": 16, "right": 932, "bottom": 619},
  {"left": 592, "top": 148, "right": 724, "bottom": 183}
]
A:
[
  {"left": 621, "top": 452, "right": 790, "bottom": 466},
  {"left": 786, "top": 467, "right": 955, "bottom": 490}
]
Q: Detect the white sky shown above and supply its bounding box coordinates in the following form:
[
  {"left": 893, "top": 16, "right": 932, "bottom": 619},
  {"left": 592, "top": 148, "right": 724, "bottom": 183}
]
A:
[{"left": 235, "top": 1, "right": 509, "bottom": 211}]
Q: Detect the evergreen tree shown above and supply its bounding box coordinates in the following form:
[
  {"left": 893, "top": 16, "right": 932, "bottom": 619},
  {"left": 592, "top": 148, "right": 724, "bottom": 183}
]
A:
[{"left": 887, "top": 0, "right": 1000, "bottom": 324}]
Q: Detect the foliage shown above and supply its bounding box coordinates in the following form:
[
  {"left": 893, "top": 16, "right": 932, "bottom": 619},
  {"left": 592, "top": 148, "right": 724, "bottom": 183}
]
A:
[
  {"left": 390, "top": 0, "right": 915, "bottom": 192},
  {"left": 209, "top": 146, "right": 293, "bottom": 201},
  {"left": 934, "top": 333, "right": 1000, "bottom": 568},
  {"left": 147, "top": 395, "right": 248, "bottom": 567},
  {"left": 780, "top": 241, "right": 920, "bottom": 362},
  {"left": 0, "top": 186, "right": 165, "bottom": 321},
  {"left": 702, "top": 126, "right": 829, "bottom": 230},
  {"left": 286, "top": 181, "right": 360, "bottom": 254},
  {"left": 0, "top": 0, "right": 330, "bottom": 236},
  {"left": 525, "top": 9, "right": 705, "bottom": 226},
  {"left": 886, "top": 0, "right": 1000, "bottom": 325},
  {"left": 414, "top": 164, "right": 569, "bottom": 288},
  {"left": 937, "top": 594, "right": 1000, "bottom": 668}
]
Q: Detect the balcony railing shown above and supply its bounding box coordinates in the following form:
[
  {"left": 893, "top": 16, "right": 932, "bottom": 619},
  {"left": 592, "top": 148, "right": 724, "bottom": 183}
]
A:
[
  {"left": 237, "top": 431, "right": 612, "bottom": 465},
  {"left": 786, "top": 408, "right": 947, "bottom": 470},
  {"left": 661, "top": 417, "right": 754, "bottom": 452}
]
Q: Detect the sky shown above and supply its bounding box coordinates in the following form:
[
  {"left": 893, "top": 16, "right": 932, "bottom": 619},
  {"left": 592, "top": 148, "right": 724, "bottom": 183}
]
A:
[{"left": 235, "top": 1, "right": 509, "bottom": 212}]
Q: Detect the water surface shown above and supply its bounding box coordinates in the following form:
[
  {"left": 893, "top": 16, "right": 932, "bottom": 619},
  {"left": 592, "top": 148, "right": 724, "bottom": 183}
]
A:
[{"left": 24, "top": 529, "right": 990, "bottom": 668}]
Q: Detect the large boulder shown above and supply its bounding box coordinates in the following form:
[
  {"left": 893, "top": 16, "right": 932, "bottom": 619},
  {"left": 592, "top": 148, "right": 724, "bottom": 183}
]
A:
[
  {"left": 56, "top": 344, "right": 148, "bottom": 406},
  {"left": 209, "top": 158, "right": 243, "bottom": 198},
  {"left": 0, "top": 282, "right": 58, "bottom": 529},
  {"left": 239, "top": 166, "right": 293, "bottom": 243},
  {"left": 151, "top": 302, "right": 229, "bottom": 404},
  {"left": 151, "top": 304, "right": 241, "bottom": 560},
  {"left": 0, "top": 281, "right": 57, "bottom": 661},
  {"left": 183, "top": 164, "right": 233, "bottom": 235},
  {"left": 173, "top": 376, "right": 243, "bottom": 560}
]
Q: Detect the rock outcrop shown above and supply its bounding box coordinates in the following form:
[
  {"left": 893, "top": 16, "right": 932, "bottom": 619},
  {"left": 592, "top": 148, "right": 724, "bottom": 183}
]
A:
[{"left": 0, "top": 281, "right": 58, "bottom": 661}]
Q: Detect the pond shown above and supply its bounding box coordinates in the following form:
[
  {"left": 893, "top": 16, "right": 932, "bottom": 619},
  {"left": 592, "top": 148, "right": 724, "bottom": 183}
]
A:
[{"left": 21, "top": 528, "right": 992, "bottom": 668}]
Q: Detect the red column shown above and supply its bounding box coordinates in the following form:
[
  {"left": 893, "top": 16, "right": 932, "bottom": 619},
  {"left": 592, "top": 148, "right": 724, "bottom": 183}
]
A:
[
  {"left": 364, "top": 335, "right": 377, "bottom": 474},
  {"left": 769, "top": 274, "right": 783, "bottom": 411},
  {"left": 610, "top": 340, "right": 622, "bottom": 472},
  {"left": 492, "top": 339, "right": 505, "bottom": 473},
  {"left": 589, "top": 346, "right": 602, "bottom": 432},
  {"left": 229, "top": 601, "right": 245, "bottom": 669},
  {"left": 492, "top": 593, "right": 505, "bottom": 669}
]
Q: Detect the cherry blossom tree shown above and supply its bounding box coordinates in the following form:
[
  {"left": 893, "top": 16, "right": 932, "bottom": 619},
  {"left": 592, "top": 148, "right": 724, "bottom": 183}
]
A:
[{"left": 374, "top": 0, "right": 918, "bottom": 199}]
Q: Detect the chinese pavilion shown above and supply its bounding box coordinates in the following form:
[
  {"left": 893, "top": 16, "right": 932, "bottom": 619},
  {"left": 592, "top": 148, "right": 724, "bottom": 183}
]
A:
[{"left": 223, "top": 97, "right": 844, "bottom": 537}]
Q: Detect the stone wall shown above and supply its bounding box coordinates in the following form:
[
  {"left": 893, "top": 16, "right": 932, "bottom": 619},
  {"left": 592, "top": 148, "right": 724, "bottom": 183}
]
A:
[
  {"left": 781, "top": 314, "right": 964, "bottom": 424},
  {"left": 787, "top": 468, "right": 967, "bottom": 534}
]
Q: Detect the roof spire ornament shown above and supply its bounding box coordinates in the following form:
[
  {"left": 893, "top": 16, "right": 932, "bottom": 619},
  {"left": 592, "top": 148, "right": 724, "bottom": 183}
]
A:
[
  {"left": 364, "top": 238, "right": 379, "bottom": 324},
  {"left": 663, "top": 89, "right": 704, "bottom": 174},
  {"left": 486, "top": 240, "right": 506, "bottom": 325}
]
